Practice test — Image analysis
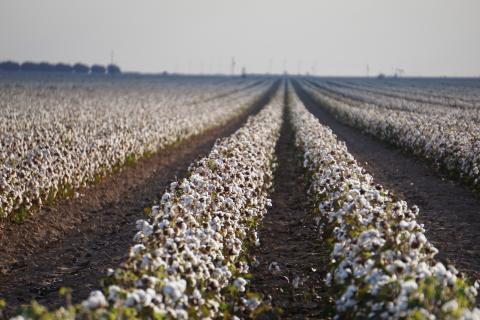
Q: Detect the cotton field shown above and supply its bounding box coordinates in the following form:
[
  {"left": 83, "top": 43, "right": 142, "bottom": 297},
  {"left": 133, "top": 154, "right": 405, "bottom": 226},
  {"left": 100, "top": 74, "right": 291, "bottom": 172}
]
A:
[
  {"left": 0, "top": 75, "right": 271, "bottom": 220},
  {"left": 2, "top": 74, "right": 480, "bottom": 320},
  {"left": 301, "top": 78, "right": 480, "bottom": 189}
]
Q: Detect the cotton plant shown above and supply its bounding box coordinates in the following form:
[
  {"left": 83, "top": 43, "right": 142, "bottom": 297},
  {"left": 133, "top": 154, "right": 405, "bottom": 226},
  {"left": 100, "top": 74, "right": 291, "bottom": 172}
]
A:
[
  {"left": 302, "top": 80, "right": 480, "bottom": 191},
  {"left": 317, "top": 79, "right": 480, "bottom": 110},
  {"left": 13, "top": 89, "right": 284, "bottom": 319},
  {"left": 288, "top": 85, "right": 480, "bottom": 319},
  {"left": 0, "top": 77, "right": 272, "bottom": 220}
]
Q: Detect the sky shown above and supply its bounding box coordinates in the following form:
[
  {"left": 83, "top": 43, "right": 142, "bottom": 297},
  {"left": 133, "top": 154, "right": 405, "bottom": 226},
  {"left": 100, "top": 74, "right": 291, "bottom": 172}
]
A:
[{"left": 1, "top": 0, "right": 479, "bottom": 76}]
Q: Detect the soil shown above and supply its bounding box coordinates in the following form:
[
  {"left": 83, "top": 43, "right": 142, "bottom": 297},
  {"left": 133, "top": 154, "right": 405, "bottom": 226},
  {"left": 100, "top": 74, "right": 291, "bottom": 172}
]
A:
[
  {"left": 0, "top": 80, "right": 280, "bottom": 315},
  {"left": 250, "top": 88, "right": 331, "bottom": 319},
  {"left": 293, "top": 80, "right": 480, "bottom": 288}
]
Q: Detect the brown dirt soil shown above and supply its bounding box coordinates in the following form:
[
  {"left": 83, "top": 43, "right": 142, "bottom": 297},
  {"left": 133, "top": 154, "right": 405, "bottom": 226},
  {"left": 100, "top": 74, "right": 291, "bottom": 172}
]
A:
[
  {"left": 293, "top": 80, "right": 480, "bottom": 290},
  {"left": 249, "top": 89, "right": 331, "bottom": 319},
  {"left": 0, "top": 80, "right": 280, "bottom": 315}
]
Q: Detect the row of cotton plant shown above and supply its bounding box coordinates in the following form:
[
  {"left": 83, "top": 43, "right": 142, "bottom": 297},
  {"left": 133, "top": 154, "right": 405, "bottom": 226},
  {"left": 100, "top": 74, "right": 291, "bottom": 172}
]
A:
[
  {"left": 307, "top": 80, "right": 477, "bottom": 115},
  {"left": 15, "top": 88, "right": 284, "bottom": 319},
  {"left": 288, "top": 86, "right": 479, "bottom": 319},
  {"left": 0, "top": 77, "right": 272, "bottom": 220},
  {"left": 301, "top": 80, "right": 480, "bottom": 190},
  {"left": 316, "top": 79, "right": 480, "bottom": 110}
]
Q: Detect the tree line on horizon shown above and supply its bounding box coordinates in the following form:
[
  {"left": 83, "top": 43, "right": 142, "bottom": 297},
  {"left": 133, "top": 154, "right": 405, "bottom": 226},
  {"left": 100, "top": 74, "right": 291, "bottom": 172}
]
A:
[{"left": 0, "top": 61, "right": 121, "bottom": 74}]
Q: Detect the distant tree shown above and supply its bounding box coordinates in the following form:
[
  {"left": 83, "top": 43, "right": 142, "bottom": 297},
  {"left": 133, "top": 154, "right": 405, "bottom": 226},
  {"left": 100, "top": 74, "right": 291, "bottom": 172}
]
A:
[
  {"left": 0, "top": 61, "right": 20, "bottom": 71},
  {"left": 37, "top": 62, "right": 55, "bottom": 72},
  {"left": 20, "top": 62, "right": 40, "bottom": 72},
  {"left": 91, "top": 64, "right": 106, "bottom": 74},
  {"left": 377, "top": 73, "right": 386, "bottom": 79},
  {"left": 54, "top": 63, "right": 73, "bottom": 73},
  {"left": 107, "top": 64, "right": 121, "bottom": 75},
  {"left": 73, "top": 63, "right": 90, "bottom": 74}
]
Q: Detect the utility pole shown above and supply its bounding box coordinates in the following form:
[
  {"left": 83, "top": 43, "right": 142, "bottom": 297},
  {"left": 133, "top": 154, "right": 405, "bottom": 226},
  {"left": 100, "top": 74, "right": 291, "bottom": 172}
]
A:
[
  {"left": 230, "top": 57, "right": 236, "bottom": 76},
  {"left": 110, "top": 50, "right": 115, "bottom": 65},
  {"left": 366, "top": 64, "right": 370, "bottom": 78},
  {"left": 394, "top": 68, "right": 405, "bottom": 78}
]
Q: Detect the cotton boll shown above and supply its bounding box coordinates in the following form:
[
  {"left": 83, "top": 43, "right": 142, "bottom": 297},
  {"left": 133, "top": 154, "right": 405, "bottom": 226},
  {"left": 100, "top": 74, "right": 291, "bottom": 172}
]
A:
[
  {"left": 234, "top": 277, "right": 248, "bottom": 292},
  {"left": 163, "top": 279, "right": 187, "bottom": 302},
  {"left": 82, "top": 290, "right": 108, "bottom": 309}
]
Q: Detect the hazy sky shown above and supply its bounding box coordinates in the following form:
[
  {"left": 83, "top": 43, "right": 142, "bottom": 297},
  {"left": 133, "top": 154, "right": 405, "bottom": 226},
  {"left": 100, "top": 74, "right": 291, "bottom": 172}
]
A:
[{"left": 1, "top": 0, "right": 479, "bottom": 76}]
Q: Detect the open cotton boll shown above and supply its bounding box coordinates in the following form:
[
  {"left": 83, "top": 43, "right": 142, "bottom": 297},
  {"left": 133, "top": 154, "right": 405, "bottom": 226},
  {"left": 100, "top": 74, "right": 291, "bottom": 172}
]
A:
[
  {"left": 82, "top": 290, "right": 108, "bottom": 310},
  {"left": 234, "top": 277, "right": 248, "bottom": 292}
]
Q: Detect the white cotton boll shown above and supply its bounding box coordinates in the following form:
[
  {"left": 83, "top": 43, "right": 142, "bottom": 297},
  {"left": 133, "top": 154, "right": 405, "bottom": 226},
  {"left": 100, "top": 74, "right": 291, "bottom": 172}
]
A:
[
  {"left": 169, "top": 181, "right": 178, "bottom": 191},
  {"left": 416, "top": 232, "right": 427, "bottom": 245},
  {"left": 325, "top": 272, "right": 333, "bottom": 286},
  {"left": 292, "top": 276, "right": 301, "bottom": 289},
  {"left": 234, "top": 277, "right": 248, "bottom": 292},
  {"left": 163, "top": 279, "right": 187, "bottom": 301},
  {"left": 399, "top": 220, "right": 410, "bottom": 229},
  {"left": 174, "top": 309, "right": 189, "bottom": 320},
  {"left": 461, "top": 307, "right": 480, "bottom": 320},
  {"left": 210, "top": 297, "right": 223, "bottom": 310},
  {"left": 131, "top": 244, "right": 145, "bottom": 255},
  {"left": 142, "top": 221, "right": 154, "bottom": 237},
  {"left": 182, "top": 182, "right": 191, "bottom": 193},
  {"left": 333, "top": 242, "right": 345, "bottom": 256},
  {"left": 434, "top": 262, "right": 448, "bottom": 278},
  {"left": 242, "top": 296, "right": 261, "bottom": 311},
  {"left": 125, "top": 291, "right": 141, "bottom": 307},
  {"left": 441, "top": 299, "right": 459, "bottom": 313},
  {"left": 337, "top": 285, "right": 357, "bottom": 311},
  {"left": 157, "top": 219, "right": 170, "bottom": 229},
  {"left": 140, "top": 254, "right": 152, "bottom": 269},
  {"left": 357, "top": 196, "right": 368, "bottom": 208},
  {"left": 161, "top": 193, "right": 171, "bottom": 203},
  {"left": 82, "top": 290, "right": 108, "bottom": 309},
  {"left": 151, "top": 205, "right": 160, "bottom": 217},
  {"left": 253, "top": 231, "right": 260, "bottom": 246},
  {"left": 181, "top": 194, "right": 194, "bottom": 207},
  {"left": 402, "top": 280, "right": 418, "bottom": 294},
  {"left": 108, "top": 285, "right": 122, "bottom": 301},
  {"left": 191, "top": 288, "right": 203, "bottom": 301},
  {"left": 132, "top": 289, "right": 153, "bottom": 306}
]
